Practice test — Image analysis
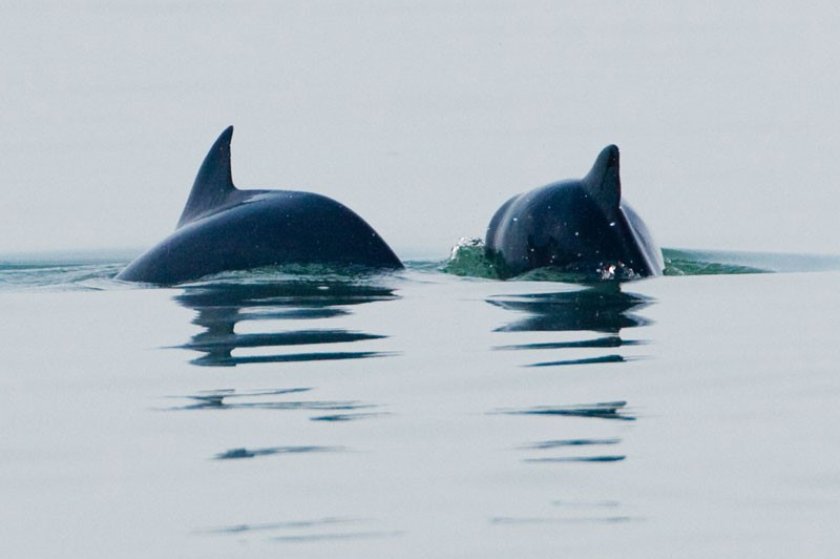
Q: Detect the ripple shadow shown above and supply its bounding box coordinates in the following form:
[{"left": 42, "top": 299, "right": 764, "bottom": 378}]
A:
[
  {"left": 198, "top": 517, "right": 352, "bottom": 535},
  {"left": 190, "top": 350, "right": 392, "bottom": 367},
  {"left": 521, "top": 438, "right": 621, "bottom": 449},
  {"left": 520, "top": 437, "right": 626, "bottom": 465},
  {"left": 270, "top": 530, "right": 404, "bottom": 543},
  {"left": 214, "top": 445, "right": 342, "bottom": 460},
  {"left": 497, "top": 401, "right": 635, "bottom": 421},
  {"left": 165, "top": 388, "right": 380, "bottom": 418},
  {"left": 196, "top": 516, "right": 403, "bottom": 543},
  {"left": 527, "top": 354, "right": 629, "bottom": 367},
  {"left": 310, "top": 412, "right": 388, "bottom": 422},
  {"left": 524, "top": 455, "right": 626, "bottom": 463},
  {"left": 490, "top": 516, "right": 635, "bottom": 525},
  {"left": 495, "top": 336, "right": 645, "bottom": 351}
]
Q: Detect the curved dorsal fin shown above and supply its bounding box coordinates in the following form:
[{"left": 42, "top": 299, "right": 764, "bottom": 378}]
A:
[
  {"left": 177, "top": 126, "right": 237, "bottom": 228},
  {"left": 582, "top": 144, "right": 621, "bottom": 215}
]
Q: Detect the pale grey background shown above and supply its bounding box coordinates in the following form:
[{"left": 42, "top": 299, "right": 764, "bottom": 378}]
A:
[{"left": 2, "top": 0, "right": 838, "bottom": 258}]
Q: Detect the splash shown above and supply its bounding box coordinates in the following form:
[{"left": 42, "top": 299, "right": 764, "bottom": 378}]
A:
[
  {"left": 443, "top": 238, "right": 639, "bottom": 281},
  {"left": 443, "top": 238, "right": 840, "bottom": 280},
  {"left": 442, "top": 237, "right": 502, "bottom": 278}
]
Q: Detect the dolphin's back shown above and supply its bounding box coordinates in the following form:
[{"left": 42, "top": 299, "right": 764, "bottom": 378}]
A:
[
  {"left": 485, "top": 145, "right": 662, "bottom": 279},
  {"left": 118, "top": 191, "right": 402, "bottom": 285}
]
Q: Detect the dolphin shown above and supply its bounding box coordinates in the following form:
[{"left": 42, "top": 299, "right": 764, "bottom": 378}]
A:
[
  {"left": 484, "top": 145, "right": 663, "bottom": 280},
  {"left": 117, "top": 127, "right": 403, "bottom": 285}
]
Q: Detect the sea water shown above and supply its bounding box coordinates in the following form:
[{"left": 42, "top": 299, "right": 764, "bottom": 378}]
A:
[{"left": 1, "top": 251, "right": 839, "bottom": 558}]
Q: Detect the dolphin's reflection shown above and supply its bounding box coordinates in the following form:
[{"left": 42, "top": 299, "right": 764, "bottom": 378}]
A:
[
  {"left": 174, "top": 280, "right": 398, "bottom": 367},
  {"left": 489, "top": 283, "right": 652, "bottom": 366},
  {"left": 489, "top": 283, "right": 653, "bottom": 486}
]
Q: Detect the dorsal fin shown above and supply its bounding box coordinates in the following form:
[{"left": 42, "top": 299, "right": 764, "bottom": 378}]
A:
[
  {"left": 582, "top": 144, "right": 621, "bottom": 215},
  {"left": 177, "top": 126, "right": 237, "bottom": 228}
]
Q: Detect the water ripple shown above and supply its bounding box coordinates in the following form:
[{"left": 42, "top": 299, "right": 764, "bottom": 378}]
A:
[
  {"left": 497, "top": 401, "right": 635, "bottom": 421},
  {"left": 214, "top": 445, "right": 342, "bottom": 460}
]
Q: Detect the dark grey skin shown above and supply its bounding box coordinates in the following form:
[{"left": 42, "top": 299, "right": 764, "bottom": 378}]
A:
[
  {"left": 117, "top": 127, "right": 402, "bottom": 285},
  {"left": 485, "top": 145, "right": 663, "bottom": 280}
]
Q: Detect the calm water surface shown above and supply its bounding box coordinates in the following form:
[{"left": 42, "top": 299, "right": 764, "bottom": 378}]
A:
[{"left": 1, "top": 252, "right": 839, "bottom": 558}]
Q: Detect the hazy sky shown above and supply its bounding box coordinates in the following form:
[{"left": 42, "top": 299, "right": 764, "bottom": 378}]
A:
[{"left": 2, "top": 1, "right": 839, "bottom": 258}]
